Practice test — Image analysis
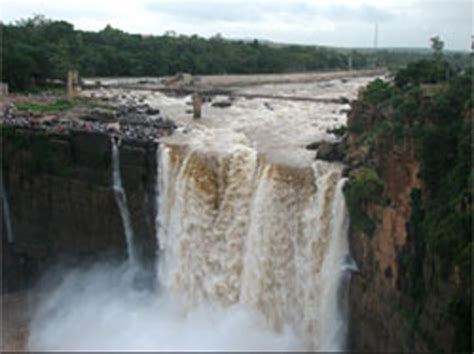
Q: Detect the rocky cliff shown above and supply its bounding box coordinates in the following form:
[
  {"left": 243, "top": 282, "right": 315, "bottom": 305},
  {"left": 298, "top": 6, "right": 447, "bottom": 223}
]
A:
[
  {"left": 344, "top": 73, "right": 472, "bottom": 352},
  {"left": 2, "top": 127, "right": 158, "bottom": 291}
]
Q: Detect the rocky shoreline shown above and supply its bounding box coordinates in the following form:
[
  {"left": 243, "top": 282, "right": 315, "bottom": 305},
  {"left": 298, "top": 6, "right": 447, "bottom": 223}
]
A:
[{"left": 1, "top": 98, "right": 177, "bottom": 143}]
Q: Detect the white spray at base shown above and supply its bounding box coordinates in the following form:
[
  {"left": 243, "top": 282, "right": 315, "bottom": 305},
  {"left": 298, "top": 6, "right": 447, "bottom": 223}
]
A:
[
  {"left": 111, "top": 137, "right": 137, "bottom": 266},
  {"left": 27, "top": 262, "right": 301, "bottom": 351},
  {"left": 1, "top": 175, "right": 14, "bottom": 243},
  {"left": 27, "top": 141, "right": 355, "bottom": 351}
]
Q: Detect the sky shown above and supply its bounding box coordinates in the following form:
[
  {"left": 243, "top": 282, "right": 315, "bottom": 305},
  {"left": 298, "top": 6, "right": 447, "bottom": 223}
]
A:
[{"left": 1, "top": 0, "right": 472, "bottom": 50}]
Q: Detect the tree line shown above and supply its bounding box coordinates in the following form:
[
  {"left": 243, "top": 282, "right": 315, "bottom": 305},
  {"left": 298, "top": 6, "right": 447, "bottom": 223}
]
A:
[{"left": 1, "top": 16, "right": 469, "bottom": 91}]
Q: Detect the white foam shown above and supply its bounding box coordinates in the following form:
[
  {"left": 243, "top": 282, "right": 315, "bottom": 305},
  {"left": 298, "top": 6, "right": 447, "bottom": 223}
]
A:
[{"left": 27, "top": 263, "right": 303, "bottom": 351}]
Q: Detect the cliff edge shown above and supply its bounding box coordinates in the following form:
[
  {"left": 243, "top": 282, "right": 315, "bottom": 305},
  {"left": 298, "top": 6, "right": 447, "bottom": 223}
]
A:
[{"left": 344, "top": 64, "right": 472, "bottom": 352}]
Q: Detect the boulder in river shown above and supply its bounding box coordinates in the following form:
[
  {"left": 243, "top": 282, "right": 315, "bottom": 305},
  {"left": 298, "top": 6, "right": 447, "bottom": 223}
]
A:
[
  {"left": 145, "top": 107, "right": 160, "bottom": 115},
  {"left": 211, "top": 100, "right": 232, "bottom": 108},
  {"left": 315, "top": 140, "right": 346, "bottom": 162},
  {"left": 305, "top": 141, "right": 321, "bottom": 150},
  {"left": 79, "top": 108, "right": 117, "bottom": 123}
]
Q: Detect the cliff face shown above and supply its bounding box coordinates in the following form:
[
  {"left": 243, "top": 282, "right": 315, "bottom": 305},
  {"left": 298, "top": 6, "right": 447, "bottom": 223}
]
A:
[
  {"left": 345, "top": 97, "right": 471, "bottom": 352},
  {"left": 2, "top": 128, "right": 158, "bottom": 291}
]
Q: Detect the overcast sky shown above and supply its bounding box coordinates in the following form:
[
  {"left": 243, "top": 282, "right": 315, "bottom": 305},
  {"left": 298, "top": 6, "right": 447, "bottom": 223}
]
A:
[{"left": 1, "top": 0, "right": 472, "bottom": 50}]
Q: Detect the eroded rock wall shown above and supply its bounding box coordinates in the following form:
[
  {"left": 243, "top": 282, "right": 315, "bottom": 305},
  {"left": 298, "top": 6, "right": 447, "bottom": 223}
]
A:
[
  {"left": 2, "top": 128, "right": 158, "bottom": 291},
  {"left": 345, "top": 101, "right": 470, "bottom": 352}
]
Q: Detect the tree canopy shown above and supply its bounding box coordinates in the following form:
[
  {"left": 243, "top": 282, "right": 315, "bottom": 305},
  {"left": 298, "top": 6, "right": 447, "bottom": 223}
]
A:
[{"left": 1, "top": 16, "right": 470, "bottom": 91}]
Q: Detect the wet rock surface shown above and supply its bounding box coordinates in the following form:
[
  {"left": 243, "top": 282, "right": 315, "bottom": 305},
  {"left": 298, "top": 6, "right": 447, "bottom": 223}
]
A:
[
  {"left": 2, "top": 99, "right": 176, "bottom": 143},
  {"left": 211, "top": 99, "right": 232, "bottom": 108},
  {"left": 305, "top": 141, "right": 321, "bottom": 150},
  {"left": 1, "top": 97, "right": 174, "bottom": 292},
  {"left": 316, "top": 140, "right": 346, "bottom": 161},
  {"left": 2, "top": 126, "right": 160, "bottom": 290},
  {"left": 0, "top": 290, "right": 31, "bottom": 351},
  {"left": 306, "top": 140, "right": 346, "bottom": 162}
]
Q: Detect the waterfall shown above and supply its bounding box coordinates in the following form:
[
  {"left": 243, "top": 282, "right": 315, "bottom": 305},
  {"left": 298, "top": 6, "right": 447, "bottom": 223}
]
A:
[
  {"left": 1, "top": 174, "right": 14, "bottom": 243},
  {"left": 155, "top": 143, "right": 354, "bottom": 350},
  {"left": 155, "top": 144, "right": 161, "bottom": 251},
  {"left": 318, "top": 178, "right": 352, "bottom": 350},
  {"left": 111, "top": 137, "right": 137, "bottom": 266}
]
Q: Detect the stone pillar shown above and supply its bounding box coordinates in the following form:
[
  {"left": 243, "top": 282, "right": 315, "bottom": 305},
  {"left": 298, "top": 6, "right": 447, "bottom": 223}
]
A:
[
  {"left": 192, "top": 92, "right": 202, "bottom": 119},
  {"left": 67, "top": 70, "right": 79, "bottom": 98},
  {"left": 0, "top": 82, "right": 9, "bottom": 96}
]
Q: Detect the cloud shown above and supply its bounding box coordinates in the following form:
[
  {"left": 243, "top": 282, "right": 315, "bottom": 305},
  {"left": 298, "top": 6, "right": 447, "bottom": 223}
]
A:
[
  {"left": 1, "top": 0, "right": 109, "bottom": 22},
  {"left": 322, "top": 3, "right": 394, "bottom": 23},
  {"left": 146, "top": 1, "right": 394, "bottom": 24},
  {"left": 146, "top": 2, "right": 265, "bottom": 22}
]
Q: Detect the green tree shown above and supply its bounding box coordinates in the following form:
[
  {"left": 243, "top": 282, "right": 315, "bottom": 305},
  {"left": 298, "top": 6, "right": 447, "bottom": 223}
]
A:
[
  {"left": 1, "top": 16, "right": 470, "bottom": 91},
  {"left": 430, "top": 35, "right": 444, "bottom": 61}
]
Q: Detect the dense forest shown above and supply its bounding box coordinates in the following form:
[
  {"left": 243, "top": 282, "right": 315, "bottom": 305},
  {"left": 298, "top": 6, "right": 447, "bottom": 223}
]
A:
[{"left": 2, "top": 16, "right": 469, "bottom": 91}]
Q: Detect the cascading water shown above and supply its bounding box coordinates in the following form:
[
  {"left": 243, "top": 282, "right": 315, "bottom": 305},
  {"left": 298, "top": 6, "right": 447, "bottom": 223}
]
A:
[
  {"left": 28, "top": 76, "right": 373, "bottom": 351},
  {"left": 111, "top": 137, "right": 137, "bottom": 266},
  {"left": 1, "top": 175, "right": 14, "bottom": 243},
  {"left": 156, "top": 143, "right": 354, "bottom": 350},
  {"left": 154, "top": 143, "right": 164, "bottom": 282},
  {"left": 317, "top": 178, "right": 352, "bottom": 350}
]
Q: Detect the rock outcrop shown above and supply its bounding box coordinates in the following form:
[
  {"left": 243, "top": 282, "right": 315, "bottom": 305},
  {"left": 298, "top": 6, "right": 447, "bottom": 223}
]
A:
[
  {"left": 345, "top": 97, "right": 471, "bottom": 352},
  {"left": 2, "top": 127, "right": 158, "bottom": 291},
  {"left": 306, "top": 140, "right": 346, "bottom": 162}
]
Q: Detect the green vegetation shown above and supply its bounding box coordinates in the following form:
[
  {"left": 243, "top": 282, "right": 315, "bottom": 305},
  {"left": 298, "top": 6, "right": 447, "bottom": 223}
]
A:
[
  {"left": 344, "top": 167, "right": 384, "bottom": 235},
  {"left": 3, "top": 16, "right": 469, "bottom": 91},
  {"left": 394, "top": 59, "right": 453, "bottom": 88},
  {"left": 363, "top": 78, "right": 396, "bottom": 105},
  {"left": 346, "top": 40, "right": 472, "bottom": 352},
  {"left": 75, "top": 97, "right": 119, "bottom": 111},
  {"left": 15, "top": 99, "right": 74, "bottom": 113},
  {"left": 412, "top": 70, "right": 471, "bottom": 278},
  {"left": 13, "top": 97, "right": 118, "bottom": 113},
  {"left": 327, "top": 126, "right": 347, "bottom": 137},
  {"left": 355, "top": 47, "right": 472, "bottom": 273},
  {"left": 394, "top": 37, "right": 464, "bottom": 89},
  {"left": 1, "top": 126, "right": 70, "bottom": 176}
]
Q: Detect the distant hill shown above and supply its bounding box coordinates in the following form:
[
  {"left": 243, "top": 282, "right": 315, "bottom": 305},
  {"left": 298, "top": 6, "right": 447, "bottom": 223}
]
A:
[{"left": 230, "top": 38, "right": 470, "bottom": 54}]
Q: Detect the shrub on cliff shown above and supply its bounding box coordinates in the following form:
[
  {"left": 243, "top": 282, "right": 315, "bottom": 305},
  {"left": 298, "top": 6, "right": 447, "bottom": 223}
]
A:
[
  {"left": 394, "top": 38, "right": 457, "bottom": 89},
  {"left": 363, "top": 78, "right": 396, "bottom": 105},
  {"left": 415, "top": 111, "right": 472, "bottom": 352},
  {"left": 344, "top": 167, "right": 384, "bottom": 235},
  {"left": 394, "top": 59, "right": 453, "bottom": 88}
]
